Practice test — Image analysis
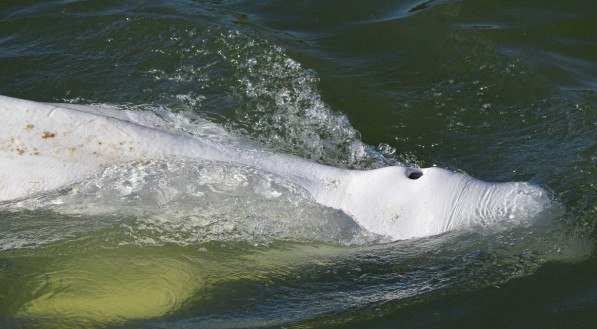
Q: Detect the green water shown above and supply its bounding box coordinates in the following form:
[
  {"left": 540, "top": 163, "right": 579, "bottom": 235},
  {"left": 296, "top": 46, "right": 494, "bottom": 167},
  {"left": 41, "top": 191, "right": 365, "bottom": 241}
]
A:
[{"left": 0, "top": 0, "right": 595, "bottom": 328}]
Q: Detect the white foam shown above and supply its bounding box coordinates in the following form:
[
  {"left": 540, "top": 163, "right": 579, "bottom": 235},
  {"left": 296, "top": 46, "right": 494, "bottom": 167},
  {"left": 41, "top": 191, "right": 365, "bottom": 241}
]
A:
[{"left": 2, "top": 158, "right": 384, "bottom": 249}]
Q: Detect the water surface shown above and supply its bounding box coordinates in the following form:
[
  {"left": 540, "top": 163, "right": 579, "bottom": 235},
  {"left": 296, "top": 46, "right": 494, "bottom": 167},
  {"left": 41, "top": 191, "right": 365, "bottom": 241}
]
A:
[{"left": 0, "top": 0, "right": 595, "bottom": 328}]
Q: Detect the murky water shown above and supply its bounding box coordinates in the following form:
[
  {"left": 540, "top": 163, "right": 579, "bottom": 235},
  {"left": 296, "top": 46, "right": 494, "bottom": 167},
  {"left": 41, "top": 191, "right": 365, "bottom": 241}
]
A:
[{"left": 0, "top": 1, "right": 595, "bottom": 328}]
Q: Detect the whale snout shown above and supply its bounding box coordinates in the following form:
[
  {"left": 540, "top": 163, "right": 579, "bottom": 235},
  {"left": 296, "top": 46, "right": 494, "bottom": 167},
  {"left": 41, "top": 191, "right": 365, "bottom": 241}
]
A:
[
  {"left": 481, "top": 182, "right": 554, "bottom": 222},
  {"left": 374, "top": 166, "right": 557, "bottom": 239},
  {"left": 442, "top": 175, "right": 555, "bottom": 232}
]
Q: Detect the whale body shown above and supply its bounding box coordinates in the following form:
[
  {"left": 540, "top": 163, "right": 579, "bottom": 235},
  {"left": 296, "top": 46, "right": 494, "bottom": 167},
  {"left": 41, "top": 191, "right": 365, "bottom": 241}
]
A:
[{"left": 0, "top": 95, "right": 551, "bottom": 240}]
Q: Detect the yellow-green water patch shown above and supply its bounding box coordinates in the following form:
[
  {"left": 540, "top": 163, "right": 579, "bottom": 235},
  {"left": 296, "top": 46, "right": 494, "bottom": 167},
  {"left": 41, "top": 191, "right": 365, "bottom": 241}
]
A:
[{"left": 16, "top": 246, "right": 205, "bottom": 327}]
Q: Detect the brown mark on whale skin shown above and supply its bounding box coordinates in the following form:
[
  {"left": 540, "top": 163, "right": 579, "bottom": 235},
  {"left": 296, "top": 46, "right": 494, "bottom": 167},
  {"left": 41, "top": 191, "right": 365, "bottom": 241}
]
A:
[
  {"left": 42, "top": 131, "right": 56, "bottom": 139},
  {"left": 25, "top": 124, "right": 34, "bottom": 130}
]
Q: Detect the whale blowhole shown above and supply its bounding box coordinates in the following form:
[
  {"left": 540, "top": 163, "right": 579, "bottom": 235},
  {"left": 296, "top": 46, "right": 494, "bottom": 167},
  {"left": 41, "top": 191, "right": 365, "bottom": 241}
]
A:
[{"left": 407, "top": 170, "right": 423, "bottom": 180}]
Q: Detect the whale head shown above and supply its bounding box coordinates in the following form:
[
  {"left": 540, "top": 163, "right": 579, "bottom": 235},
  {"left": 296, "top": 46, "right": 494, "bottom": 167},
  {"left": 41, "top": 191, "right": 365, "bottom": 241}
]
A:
[{"left": 339, "top": 166, "right": 554, "bottom": 240}]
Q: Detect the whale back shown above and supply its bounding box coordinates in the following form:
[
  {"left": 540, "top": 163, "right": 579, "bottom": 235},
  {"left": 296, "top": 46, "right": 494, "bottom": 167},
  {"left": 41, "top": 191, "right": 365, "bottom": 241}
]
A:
[
  {"left": 0, "top": 96, "right": 339, "bottom": 202},
  {"left": 0, "top": 96, "right": 227, "bottom": 200}
]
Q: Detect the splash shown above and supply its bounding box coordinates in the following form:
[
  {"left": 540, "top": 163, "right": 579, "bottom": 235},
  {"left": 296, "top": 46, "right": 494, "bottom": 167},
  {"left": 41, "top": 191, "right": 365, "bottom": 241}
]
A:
[{"left": 148, "top": 28, "right": 394, "bottom": 168}]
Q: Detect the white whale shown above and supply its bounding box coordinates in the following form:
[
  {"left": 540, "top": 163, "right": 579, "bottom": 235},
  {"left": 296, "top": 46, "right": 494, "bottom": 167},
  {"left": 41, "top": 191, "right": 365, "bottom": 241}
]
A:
[{"left": 0, "top": 95, "right": 552, "bottom": 240}]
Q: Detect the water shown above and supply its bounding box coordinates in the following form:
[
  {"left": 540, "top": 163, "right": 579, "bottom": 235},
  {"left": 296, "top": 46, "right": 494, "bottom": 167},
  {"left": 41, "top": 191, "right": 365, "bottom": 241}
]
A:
[{"left": 0, "top": 0, "right": 595, "bottom": 328}]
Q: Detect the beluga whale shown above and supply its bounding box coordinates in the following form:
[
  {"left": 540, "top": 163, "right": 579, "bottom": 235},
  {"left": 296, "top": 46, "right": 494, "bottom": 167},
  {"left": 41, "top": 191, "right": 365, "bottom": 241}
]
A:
[{"left": 0, "top": 95, "right": 553, "bottom": 240}]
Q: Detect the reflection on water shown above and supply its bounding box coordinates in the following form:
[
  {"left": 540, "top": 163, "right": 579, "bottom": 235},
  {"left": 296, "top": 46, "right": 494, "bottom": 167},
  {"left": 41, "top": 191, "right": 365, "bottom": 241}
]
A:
[
  {"left": 2, "top": 205, "right": 590, "bottom": 328},
  {"left": 21, "top": 249, "right": 202, "bottom": 326}
]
